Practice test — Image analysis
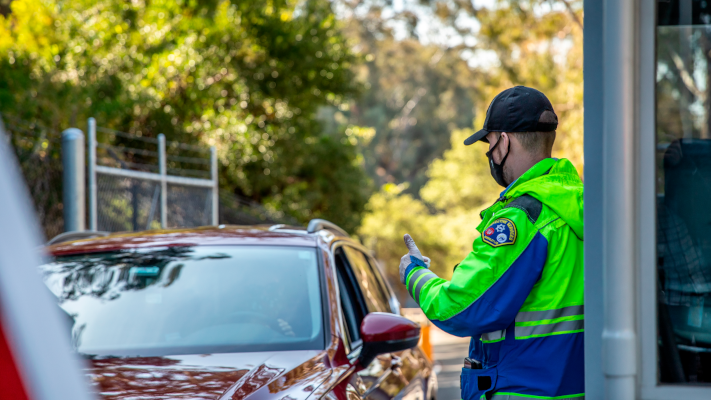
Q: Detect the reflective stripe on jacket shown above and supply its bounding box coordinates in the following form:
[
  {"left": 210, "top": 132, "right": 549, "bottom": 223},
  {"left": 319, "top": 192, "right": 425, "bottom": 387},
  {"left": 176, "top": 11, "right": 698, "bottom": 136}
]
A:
[{"left": 404, "top": 158, "right": 584, "bottom": 400}]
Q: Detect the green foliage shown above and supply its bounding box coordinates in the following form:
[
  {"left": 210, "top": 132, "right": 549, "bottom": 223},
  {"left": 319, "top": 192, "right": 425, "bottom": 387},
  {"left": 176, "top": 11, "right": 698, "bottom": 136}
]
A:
[
  {"left": 421, "top": 130, "right": 501, "bottom": 211},
  {"left": 0, "top": 0, "right": 371, "bottom": 233},
  {"left": 358, "top": 0, "right": 583, "bottom": 288},
  {"left": 319, "top": 8, "right": 478, "bottom": 195},
  {"left": 1, "top": 119, "right": 65, "bottom": 238},
  {"left": 359, "top": 130, "right": 494, "bottom": 291},
  {"left": 469, "top": 0, "right": 584, "bottom": 172},
  {"left": 358, "top": 183, "right": 449, "bottom": 300}
]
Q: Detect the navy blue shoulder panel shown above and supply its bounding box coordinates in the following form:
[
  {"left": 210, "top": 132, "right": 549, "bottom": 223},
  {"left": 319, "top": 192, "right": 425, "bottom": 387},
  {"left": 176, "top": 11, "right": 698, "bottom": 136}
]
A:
[{"left": 504, "top": 194, "right": 543, "bottom": 224}]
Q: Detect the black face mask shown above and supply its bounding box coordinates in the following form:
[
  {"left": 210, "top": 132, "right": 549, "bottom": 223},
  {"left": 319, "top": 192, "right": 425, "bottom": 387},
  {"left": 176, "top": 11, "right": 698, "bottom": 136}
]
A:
[{"left": 486, "top": 135, "right": 510, "bottom": 188}]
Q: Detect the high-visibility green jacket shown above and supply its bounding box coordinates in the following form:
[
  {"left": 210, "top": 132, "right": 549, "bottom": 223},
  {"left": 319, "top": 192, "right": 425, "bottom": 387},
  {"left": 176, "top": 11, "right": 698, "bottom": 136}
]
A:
[{"left": 404, "top": 158, "right": 584, "bottom": 400}]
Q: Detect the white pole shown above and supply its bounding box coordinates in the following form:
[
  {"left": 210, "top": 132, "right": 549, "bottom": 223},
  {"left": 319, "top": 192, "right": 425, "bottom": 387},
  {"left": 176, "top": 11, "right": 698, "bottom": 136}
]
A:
[
  {"left": 602, "top": 0, "right": 636, "bottom": 398},
  {"left": 61, "top": 128, "right": 85, "bottom": 232},
  {"left": 210, "top": 146, "right": 218, "bottom": 225},
  {"left": 87, "top": 118, "right": 97, "bottom": 231},
  {"left": 158, "top": 134, "right": 167, "bottom": 229}
]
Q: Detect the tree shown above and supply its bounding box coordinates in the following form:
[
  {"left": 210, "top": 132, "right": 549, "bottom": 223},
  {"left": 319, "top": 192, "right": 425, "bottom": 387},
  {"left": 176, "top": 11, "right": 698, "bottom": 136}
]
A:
[
  {"left": 359, "top": 0, "right": 583, "bottom": 294},
  {"left": 358, "top": 129, "right": 493, "bottom": 300},
  {"left": 0, "top": 0, "right": 371, "bottom": 233},
  {"left": 319, "top": 2, "right": 479, "bottom": 195}
]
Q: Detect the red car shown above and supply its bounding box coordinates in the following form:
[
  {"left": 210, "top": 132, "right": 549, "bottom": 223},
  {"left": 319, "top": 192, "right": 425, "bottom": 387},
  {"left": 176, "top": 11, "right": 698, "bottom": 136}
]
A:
[{"left": 42, "top": 220, "right": 437, "bottom": 400}]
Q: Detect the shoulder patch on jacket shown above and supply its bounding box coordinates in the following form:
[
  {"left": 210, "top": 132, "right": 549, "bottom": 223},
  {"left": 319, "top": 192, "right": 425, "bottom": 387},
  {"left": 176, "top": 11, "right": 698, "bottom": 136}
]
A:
[
  {"left": 504, "top": 194, "right": 543, "bottom": 224},
  {"left": 482, "top": 218, "right": 517, "bottom": 247}
]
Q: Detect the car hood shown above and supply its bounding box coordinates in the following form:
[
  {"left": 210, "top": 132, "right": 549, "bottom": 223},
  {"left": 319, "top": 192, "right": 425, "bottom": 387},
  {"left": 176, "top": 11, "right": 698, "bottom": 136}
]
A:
[{"left": 88, "top": 350, "right": 332, "bottom": 400}]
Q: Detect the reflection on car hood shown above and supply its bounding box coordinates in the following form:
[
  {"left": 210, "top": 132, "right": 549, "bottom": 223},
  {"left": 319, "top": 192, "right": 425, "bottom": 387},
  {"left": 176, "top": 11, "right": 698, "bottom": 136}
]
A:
[{"left": 88, "top": 350, "right": 332, "bottom": 400}]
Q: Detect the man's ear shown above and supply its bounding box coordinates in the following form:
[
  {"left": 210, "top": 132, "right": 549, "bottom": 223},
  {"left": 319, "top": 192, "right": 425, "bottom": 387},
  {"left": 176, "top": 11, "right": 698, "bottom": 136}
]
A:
[{"left": 499, "top": 132, "right": 511, "bottom": 156}]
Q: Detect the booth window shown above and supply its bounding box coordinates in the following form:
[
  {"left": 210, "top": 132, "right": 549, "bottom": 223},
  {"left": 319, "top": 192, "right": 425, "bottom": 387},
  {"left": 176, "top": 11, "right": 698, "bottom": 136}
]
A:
[{"left": 656, "top": 0, "right": 711, "bottom": 384}]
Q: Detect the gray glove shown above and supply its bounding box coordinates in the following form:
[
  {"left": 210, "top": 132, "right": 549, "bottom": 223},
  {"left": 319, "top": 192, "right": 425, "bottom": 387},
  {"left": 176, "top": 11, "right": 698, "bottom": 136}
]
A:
[{"left": 399, "top": 233, "right": 430, "bottom": 284}]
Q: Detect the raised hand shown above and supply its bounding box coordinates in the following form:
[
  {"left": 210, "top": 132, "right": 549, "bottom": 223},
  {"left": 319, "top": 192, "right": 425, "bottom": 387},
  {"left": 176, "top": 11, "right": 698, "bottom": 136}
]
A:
[{"left": 399, "top": 233, "right": 430, "bottom": 284}]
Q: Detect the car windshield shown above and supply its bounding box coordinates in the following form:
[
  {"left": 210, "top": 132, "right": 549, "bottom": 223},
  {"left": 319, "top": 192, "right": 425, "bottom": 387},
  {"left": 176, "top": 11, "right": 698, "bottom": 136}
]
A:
[{"left": 41, "top": 245, "right": 324, "bottom": 357}]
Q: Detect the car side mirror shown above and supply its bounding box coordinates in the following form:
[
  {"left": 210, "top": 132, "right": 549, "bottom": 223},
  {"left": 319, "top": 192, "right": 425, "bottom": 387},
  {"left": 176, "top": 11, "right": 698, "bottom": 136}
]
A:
[{"left": 358, "top": 312, "right": 421, "bottom": 367}]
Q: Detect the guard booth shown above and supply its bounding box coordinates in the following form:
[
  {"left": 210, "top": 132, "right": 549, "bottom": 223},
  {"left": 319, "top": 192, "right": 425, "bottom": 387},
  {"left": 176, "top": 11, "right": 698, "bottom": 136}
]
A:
[{"left": 585, "top": 0, "right": 711, "bottom": 398}]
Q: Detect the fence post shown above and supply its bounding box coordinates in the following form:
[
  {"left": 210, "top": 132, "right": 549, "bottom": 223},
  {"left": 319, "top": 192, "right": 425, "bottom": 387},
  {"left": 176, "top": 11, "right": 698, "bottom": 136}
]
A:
[
  {"left": 87, "top": 118, "right": 97, "bottom": 231},
  {"left": 210, "top": 146, "right": 218, "bottom": 225},
  {"left": 158, "top": 134, "right": 167, "bottom": 229},
  {"left": 61, "top": 128, "right": 86, "bottom": 232}
]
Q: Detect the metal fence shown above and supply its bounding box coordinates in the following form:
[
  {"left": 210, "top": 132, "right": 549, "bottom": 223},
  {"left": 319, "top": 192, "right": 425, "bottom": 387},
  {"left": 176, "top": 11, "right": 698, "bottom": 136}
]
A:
[
  {"left": 87, "top": 118, "right": 218, "bottom": 232},
  {"left": 1, "top": 113, "right": 301, "bottom": 238}
]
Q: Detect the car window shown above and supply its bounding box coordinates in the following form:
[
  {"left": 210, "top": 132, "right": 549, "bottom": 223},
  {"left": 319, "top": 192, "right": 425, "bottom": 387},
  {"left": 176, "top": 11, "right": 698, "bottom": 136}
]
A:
[
  {"left": 363, "top": 254, "right": 399, "bottom": 314},
  {"left": 40, "top": 246, "right": 324, "bottom": 357},
  {"left": 342, "top": 246, "right": 391, "bottom": 313},
  {"left": 334, "top": 248, "right": 366, "bottom": 346}
]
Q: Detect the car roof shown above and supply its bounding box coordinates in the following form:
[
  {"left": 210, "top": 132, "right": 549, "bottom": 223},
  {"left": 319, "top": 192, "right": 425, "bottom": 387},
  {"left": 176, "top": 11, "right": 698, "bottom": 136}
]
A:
[{"left": 45, "top": 225, "right": 348, "bottom": 257}]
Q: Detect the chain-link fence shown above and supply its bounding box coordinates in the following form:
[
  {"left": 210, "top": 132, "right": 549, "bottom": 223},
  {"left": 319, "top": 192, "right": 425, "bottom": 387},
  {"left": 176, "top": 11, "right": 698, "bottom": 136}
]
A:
[
  {"left": 90, "top": 121, "right": 217, "bottom": 232},
  {"left": 91, "top": 121, "right": 301, "bottom": 231},
  {"left": 167, "top": 183, "right": 214, "bottom": 228},
  {"left": 95, "top": 173, "right": 162, "bottom": 232},
  {"left": 1, "top": 113, "right": 301, "bottom": 239}
]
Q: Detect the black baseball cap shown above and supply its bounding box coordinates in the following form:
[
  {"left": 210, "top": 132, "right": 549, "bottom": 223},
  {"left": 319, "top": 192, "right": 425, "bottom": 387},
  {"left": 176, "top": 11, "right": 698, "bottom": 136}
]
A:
[{"left": 464, "top": 86, "right": 558, "bottom": 145}]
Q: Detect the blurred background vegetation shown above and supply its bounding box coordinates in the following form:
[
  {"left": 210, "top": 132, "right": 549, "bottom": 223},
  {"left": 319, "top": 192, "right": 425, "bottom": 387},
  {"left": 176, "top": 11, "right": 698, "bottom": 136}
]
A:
[{"left": 0, "top": 0, "right": 582, "bottom": 300}]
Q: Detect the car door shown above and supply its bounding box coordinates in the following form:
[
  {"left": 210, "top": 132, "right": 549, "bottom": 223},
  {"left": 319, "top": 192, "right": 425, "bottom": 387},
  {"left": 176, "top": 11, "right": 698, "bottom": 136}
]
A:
[
  {"left": 337, "top": 245, "right": 426, "bottom": 400},
  {"left": 334, "top": 246, "right": 403, "bottom": 400},
  {"left": 361, "top": 251, "right": 431, "bottom": 400}
]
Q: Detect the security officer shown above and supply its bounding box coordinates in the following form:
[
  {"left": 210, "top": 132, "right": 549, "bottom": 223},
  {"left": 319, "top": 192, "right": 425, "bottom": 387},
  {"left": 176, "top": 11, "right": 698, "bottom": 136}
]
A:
[{"left": 400, "top": 86, "right": 584, "bottom": 400}]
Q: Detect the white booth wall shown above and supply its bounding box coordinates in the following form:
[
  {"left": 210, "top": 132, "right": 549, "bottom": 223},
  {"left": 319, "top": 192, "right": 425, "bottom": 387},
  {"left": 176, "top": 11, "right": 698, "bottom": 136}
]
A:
[{"left": 584, "top": 1, "right": 711, "bottom": 399}]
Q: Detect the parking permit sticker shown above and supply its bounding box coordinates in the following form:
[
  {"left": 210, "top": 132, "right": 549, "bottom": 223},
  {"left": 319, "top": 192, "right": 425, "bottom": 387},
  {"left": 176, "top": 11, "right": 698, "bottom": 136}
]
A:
[
  {"left": 130, "top": 266, "right": 160, "bottom": 276},
  {"left": 482, "top": 218, "right": 517, "bottom": 247}
]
